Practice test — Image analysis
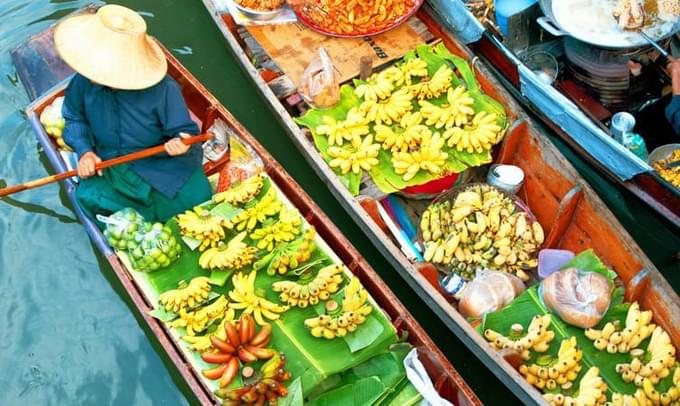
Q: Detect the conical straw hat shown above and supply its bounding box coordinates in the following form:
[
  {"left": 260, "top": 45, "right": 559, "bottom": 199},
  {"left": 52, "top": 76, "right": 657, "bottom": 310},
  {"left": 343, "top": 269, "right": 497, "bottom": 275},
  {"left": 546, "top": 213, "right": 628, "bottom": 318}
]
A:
[{"left": 54, "top": 5, "right": 167, "bottom": 90}]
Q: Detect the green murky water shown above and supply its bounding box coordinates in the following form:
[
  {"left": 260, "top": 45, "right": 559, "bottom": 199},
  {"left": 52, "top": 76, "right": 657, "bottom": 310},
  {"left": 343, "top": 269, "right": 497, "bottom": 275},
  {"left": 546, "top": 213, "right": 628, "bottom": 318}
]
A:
[{"left": 0, "top": 1, "right": 677, "bottom": 405}]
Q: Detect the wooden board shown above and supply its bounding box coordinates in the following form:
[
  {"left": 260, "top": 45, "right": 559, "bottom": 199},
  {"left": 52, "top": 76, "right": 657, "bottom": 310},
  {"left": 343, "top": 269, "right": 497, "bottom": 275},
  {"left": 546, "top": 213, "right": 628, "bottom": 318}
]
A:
[{"left": 246, "top": 17, "right": 434, "bottom": 86}]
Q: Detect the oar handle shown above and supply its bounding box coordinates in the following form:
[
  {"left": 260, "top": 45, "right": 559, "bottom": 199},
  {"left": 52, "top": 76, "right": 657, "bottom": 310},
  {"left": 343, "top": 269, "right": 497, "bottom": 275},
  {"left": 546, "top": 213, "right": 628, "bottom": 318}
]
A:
[{"left": 0, "top": 133, "right": 213, "bottom": 198}]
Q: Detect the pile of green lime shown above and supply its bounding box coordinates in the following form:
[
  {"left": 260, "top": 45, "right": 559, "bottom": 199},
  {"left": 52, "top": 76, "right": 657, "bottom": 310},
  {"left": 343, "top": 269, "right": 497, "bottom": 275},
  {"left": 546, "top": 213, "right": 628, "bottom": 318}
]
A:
[
  {"left": 129, "top": 223, "right": 182, "bottom": 272},
  {"left": 103, "top": 208, "right": 144, "bottom": 251}
]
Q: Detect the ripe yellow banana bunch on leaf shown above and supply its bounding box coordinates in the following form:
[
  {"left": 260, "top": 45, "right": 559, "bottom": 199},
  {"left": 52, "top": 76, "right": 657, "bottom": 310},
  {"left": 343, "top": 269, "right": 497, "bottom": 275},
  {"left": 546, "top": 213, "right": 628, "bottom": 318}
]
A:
[
  {"left": 354, "top": 74, "right": 394, "bottom": 102},
  {"left": 170, "top": 295, "right": 230, "bottom": 336},
  {"left": 199, "top": 231, "right": 257, "bottom": 271},
  {"left": 391, "top": 131, "right": 448, "bottom": 181},
  {"left": 159, "top": 276, "right": 212, "bottom": 313},
  {"left": 327, "top": 134, "right": 381, "bottom": 175},
  {"left": 420, "top": 184, "right": 543, "bottom": 281},
  {"left": 213, "top": 174, "right": 265, "bottom": 206},
  {"left": 616, "top": 326, "right": 675, "bottom": 387},
  {"left": 419, "top": 86, "right": 475, "bottom": 129},
  {"left": 304, "top": 277, "right": 372, "bottom": 340},
  {"left": 484, "top": 315, "right": 555, "bottom": 360},
  {"left": 177, "top": 207, "right": 228, "bottom": 251},
  {"left": 228, "top": 271, "right": 289, "bottom": 325},
  {"left": 373, "top": 112, "right": 427, "bottom": 153},
  {"left": 519, "top": 337, "right": 583, "bottom": 391},
  {"left": 272, "top": 264, "right": 344, "bottom": 308},
  {"left": 249, "top": 207, "right": 302, "bottom": 252},
  {"left": 255, "top": 227, "right": 317, "bottom": 276},
  {"left": 315, "top": 107, "right": 370, "bottom": 147},
  {"left": 225, "top": 188, "right": 282, "bottom": 231},
  {"left": 444, "top": 111, "right": 503, "bottom": 154},
  {"left": 543, "top": 367, "right": 608, "bottom": 406},
  {"left": 360, "top": 88, "right": 414, "bottom": 125},
  {"left": 408, "top": 64, "right": 453, "bottom": 100},
  {"left": 394, "top": 58, "right": 429, "bottom": 86},
  {"left": 585, "top": 302, "right": 655, "bottom": 354}
]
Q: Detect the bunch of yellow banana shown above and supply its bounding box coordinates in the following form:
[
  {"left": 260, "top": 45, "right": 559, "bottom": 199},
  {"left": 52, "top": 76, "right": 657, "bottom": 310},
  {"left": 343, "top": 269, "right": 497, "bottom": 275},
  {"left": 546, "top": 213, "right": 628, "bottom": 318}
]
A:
[
  {"left": 585, "top": 302, "right": 655, "bottom": 354},
  {"left": 373, "top": 112, "right": 429, "bottom": 153},
  {"left": 519, "top": 337, "right": 582, "bottom": 391},
  {"left": 543, "top": 367, "right": 608, "bottom": 406},
  {"left": 213, "top": 174, "right": 265, "bottom": 206},
  {"left": 170, "top": 295, "right": 230, "bottom": 336},
  {"left": 391, "top": 132, "right": 448, "bottom": 181},
  {"left": 225, "top": 188, "right": 282, "bottom": 231},
  {"left": 360, "top": 88, "right": 414, "bottom": 125},
  {"left": 228, "top": 271, "right": 289, "bottom": 325},
  {"left": 610, "top": 389, "right": 657, "bottom": 406},
  {"left": 272, "top": 264, "right": 344, "bottom": 308},
  {"left": 395, "top": 58, "right": 429, "bottom": 86},
  {"left": 177, "top": 207, "right": 228, "bottom": 251},
  {"left": 181, "top": 315, "right": 235, "bottom": 352},
  {"left": 408, "top": 64, "right": 454, "bottom": 100},
  {"left": 420, "top": 184, "right": 543, "bottom": 281},
  {"left": 304, "top": 277, "right": 372, "bottom": 340},
  {"left": 616, "top": 326, "right": 675, "bottom": 387},
  {"left": 327, "top": 134, "right": 381, "bottom": 175},
  {"left": 249, "top": 208, "right": 302, "bottom": 251},
  {"left": 419, "top": 86, "right": 475, "bottom": 129},
  {"left": 443, "top": 111, "right": 503, "bottom": 154},
  {"left": 635, "top": 368, "right": 680, "bottom": 405},
  {"left": 159, "top": 277, "right": 212, "bottom": 313},
  {"left": 354, "top": 74, "right": 394, "bottom": 102},
  {"left": 199, "top": 231, "right": 257, "bottom": 271},
  {"left": 315, "top": 107, "right": 370, "bottom": 146},
  {"left": 484, "top": 315, "right": 555, "bottom": 360},
  {"left": 653, "top": 149, "right": 680, "bottom": 189}
]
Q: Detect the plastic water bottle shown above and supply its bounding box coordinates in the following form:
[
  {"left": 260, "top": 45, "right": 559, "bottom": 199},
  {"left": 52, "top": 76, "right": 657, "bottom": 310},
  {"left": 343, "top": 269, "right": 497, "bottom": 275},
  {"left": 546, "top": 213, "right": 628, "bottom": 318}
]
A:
[{"left": 495, "top": 0, "right": 539, "bottom": 37}]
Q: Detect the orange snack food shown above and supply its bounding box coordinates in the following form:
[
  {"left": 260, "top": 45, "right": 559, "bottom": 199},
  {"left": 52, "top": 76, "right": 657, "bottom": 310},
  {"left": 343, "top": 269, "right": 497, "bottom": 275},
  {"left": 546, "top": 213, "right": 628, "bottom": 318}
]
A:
[{"left": 302, "top": 0, "right": 418, "bottom": 36}]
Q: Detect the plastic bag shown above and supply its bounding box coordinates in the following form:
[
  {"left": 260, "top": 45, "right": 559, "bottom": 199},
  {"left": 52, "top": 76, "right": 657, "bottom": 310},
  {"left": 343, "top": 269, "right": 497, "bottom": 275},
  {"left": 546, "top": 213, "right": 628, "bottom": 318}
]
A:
[
  {"left": 539, "top": 267, "right": 611, "bottom": 328},
  {"left": 419, "top": 182, "right": 543, "bottom": 282},
  {"left": 129, "top": 222, "right": 182, "bottom": 272},
  {"left": 458, "top": 269, "right": 525, "bottom": 319},
  {"left": 100, "top": 208, "right": 145, "bottom": 251},
  {"left": 299, "top": 47, "right": 340, "bottom": 109}
]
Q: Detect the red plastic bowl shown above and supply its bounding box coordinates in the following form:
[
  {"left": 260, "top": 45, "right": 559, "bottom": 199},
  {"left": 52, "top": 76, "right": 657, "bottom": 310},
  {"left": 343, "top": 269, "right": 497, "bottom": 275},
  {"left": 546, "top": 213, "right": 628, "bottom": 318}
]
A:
[{"left": 294, "top": 0, "right": 425, "bottom": 39}]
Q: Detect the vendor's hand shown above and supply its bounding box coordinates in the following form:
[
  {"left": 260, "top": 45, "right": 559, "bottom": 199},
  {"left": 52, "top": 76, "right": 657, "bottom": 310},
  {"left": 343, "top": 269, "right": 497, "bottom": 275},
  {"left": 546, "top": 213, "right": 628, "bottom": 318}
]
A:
[
  {"left": 165, "top": 133, "right": 192, "bottom": 156},
  {"left": 78, "top": 151, "right": 102, "bottom": 178},
  {"left": 667, "top": 58, "right": 680, "bottom": 95}
]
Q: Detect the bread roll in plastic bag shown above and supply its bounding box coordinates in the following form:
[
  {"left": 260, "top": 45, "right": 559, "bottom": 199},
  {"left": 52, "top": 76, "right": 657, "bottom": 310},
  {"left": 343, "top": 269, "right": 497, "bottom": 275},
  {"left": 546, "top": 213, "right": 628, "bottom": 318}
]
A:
[
  {"left": 458, "top": 269, "right": 526, "bottom": 319},
  {"left": 540, "top": 268, "right": 611, "bottom": 328},
  {"left": 299, "top": 47, "right": 340, "bottom": 109}
]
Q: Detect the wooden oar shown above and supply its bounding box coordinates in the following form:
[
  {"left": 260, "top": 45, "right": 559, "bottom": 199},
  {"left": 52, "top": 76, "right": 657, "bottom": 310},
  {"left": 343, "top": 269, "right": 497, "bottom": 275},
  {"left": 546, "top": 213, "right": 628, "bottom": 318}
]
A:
[{"left": 0, "top": 133, "right": 213, "bottom": 197}]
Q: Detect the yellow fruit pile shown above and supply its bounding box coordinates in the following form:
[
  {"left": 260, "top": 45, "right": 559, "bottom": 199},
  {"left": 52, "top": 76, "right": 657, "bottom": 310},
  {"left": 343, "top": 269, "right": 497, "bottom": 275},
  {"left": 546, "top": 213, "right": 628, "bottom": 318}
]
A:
[
  {"left": 249, "top": 207, "right": 302, "bottom": 251},
  {"left": 177, "top": 207, "right": 228, "bottom": 251},
  {"left": 443, "top": 111, "right": 503, "bottom": 154},
  {"left": 170, "top": 296, "right": 230, "bottom": 336},
  {"left": 315, "top": 107, "right": 370, "bottom": 146},
  {"left": 653, "top": 149, "right": 680, "bottom": 189},
  {"left": 225, "top": 188, "right": 282, "bottom": 231},
  {"left": 484, "top": 314, "right": 555, "bottom": 360},
  {"left": 391, "top": 131, "right": 448, "bottom": 181},
  {"left": 360, "top": 88, "right": 414, "bottom": 126},
  {"left": 213, "top": 174, "right": 264, "bottom": 206},
  {"left": 419, "top": 86, "right": 475, "bottom": 129},
  {"left": 327, "top": 134, "right": 381, "bottom": 175},
  {"left": 543, "top": 367, "right": 608, "bottom": 406},
  {"left": 519, "top": 337, "right": 582, "bottom": 391},
  {"left": 585, "top": 302, "right": 655, "bottom": 354},
  {"left": 304, "top": 277, "right": 372, "bottom": 340},
  {"left": 228, "top": 271, "right": 289, "bottom": 325},
  {"left": 421, "top": 184, "right": 544, "bottom": 280},
  {"left": 272, "top": 264, "right": 344, "bottom": 308},
  {"left": 199, "top": 231, "right": 257, "bottom": 271},
  {"left": 408, "top": 64, "right": 453, "bottom": 100},
  {"left": 255, "top": 227, "right": 317, "bottom": 276},
  {"left": 159, "top": 276, "right": 211, "bottom": 313},
  {"left": 616, "top": 326, "right": 675, "bottom": 387}
]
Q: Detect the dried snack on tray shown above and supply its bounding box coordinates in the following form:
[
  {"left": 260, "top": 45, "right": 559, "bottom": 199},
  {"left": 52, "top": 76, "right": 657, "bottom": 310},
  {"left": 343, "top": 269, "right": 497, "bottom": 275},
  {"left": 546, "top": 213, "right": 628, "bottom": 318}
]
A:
[
  {"left": 236, "top": 0, "right": 285, "bottom": 11},
  {"left": 300, "top": 0, "right": 418, "bottom": 36}
]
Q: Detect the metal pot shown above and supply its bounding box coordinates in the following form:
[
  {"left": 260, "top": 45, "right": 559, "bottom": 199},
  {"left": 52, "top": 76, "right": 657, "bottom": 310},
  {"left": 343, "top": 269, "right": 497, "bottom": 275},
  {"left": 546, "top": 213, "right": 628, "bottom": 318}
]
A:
[{"left": 537, "top": 0, "right": 680, "bottom": 49}]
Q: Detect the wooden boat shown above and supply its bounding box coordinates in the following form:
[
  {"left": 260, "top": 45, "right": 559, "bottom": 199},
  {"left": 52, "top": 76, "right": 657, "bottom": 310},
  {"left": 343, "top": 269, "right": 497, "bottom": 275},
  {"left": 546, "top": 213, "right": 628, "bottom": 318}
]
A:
[
  {"left": 11, "top": 8, "right": 479, "bottom": 406},
  {"left": 202, "top": 1, "right": 680, "bottom": 404},
  {"left": 427, "top": 0, "right": 680, "bottom": 229}
]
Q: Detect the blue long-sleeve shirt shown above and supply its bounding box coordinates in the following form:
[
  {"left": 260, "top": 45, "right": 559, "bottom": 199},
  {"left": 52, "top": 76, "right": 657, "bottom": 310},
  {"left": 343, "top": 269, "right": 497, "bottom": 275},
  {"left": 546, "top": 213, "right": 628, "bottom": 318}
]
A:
[
  {"left": 62, "top": 74, "right": 202, "bottom": 199},
  {"left": 666, "top": 95, "right": 680, "bottom": 135}
]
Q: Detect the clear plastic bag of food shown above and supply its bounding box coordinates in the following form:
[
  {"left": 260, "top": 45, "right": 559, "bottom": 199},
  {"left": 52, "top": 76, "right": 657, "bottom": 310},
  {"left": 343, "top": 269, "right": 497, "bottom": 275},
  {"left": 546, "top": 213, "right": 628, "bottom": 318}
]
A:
[
  {"left": 299, "top": 47, "right": 340, "bottom": 109},
  {"left": 539, "top": 267, "right": 611, "bottom": 328},
  {"left": 419, "top": 182, "right": 544, "bottom": 282},
  {"left": 458, "top": 269, "right": 526, "bottom": 319},
  {"left": 99, "top": 208, "right": 145, "bottom": 251},
  {"left": 129, "top": 222, "right": 182, "bottom": 272}
]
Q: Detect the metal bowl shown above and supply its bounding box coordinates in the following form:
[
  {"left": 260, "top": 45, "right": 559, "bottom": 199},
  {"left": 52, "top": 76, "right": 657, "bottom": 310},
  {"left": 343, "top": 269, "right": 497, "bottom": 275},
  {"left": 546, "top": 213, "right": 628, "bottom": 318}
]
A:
[
  {"left": 234, "top": 3, "right": 283, "bottom": 21},
  {"left": 648, "top": 143, "right": 680, "bottom": 166}
]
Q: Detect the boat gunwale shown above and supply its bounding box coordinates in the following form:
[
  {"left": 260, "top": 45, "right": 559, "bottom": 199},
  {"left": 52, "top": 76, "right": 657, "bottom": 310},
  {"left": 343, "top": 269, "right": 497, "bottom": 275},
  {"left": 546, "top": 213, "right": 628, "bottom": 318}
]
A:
[
  {"left": 202, "top": 1, "right": 680, "bottom": 404},
  {"left": 20, "top": 14, "right": 479, "bottom": 406}
]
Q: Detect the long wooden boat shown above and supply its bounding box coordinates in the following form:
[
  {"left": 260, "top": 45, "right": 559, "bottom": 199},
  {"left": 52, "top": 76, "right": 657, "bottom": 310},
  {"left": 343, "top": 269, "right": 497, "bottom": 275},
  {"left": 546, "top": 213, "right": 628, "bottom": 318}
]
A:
[
  {"left": 203, "top": 1, "right": 680, "bottom": 404},
  {"left": 11, "top": 8, "right": 479, "bottom": 406},
  {"left": 426, "top": 0, "right": 680, "bottom": 229}
]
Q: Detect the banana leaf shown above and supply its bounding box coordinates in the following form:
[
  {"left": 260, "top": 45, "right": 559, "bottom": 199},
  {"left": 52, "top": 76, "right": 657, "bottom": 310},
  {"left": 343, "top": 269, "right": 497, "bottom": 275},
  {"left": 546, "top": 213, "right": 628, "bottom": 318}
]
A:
[
  {"left": 379, "top": 381, "right": 423, "bottom": 406},
  {"left": 480, "top": 250, "right": 664, "bottom": 396}
]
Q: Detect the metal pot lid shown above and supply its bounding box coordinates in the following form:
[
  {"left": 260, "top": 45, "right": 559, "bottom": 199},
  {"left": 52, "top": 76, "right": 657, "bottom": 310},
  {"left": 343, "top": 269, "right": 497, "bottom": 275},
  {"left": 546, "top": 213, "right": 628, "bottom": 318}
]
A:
[{"left": 542, "top": 0, "right": 679, "bottom": 49}]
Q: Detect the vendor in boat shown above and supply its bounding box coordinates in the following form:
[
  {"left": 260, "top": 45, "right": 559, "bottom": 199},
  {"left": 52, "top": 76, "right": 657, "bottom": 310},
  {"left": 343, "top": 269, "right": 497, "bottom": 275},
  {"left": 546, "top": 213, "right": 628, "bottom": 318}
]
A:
[
  {"left": 667, "top": 58, "right": 680, "bottom": 134},
  {"left": 54, "top": 5, "right": 211, "bottom": 224}
]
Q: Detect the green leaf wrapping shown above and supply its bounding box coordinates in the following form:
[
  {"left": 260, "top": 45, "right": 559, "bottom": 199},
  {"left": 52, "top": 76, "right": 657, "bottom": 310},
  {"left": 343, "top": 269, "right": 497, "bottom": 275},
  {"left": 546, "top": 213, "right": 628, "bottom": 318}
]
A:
[{"left": 295, "top": 43, "right": 507, "bottom": 195}]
